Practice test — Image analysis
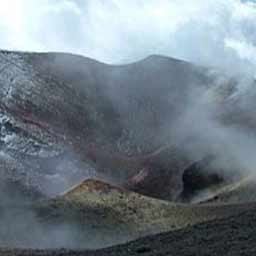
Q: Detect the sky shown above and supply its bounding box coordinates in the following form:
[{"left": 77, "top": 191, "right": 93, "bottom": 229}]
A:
[{"left": 0, "top": 0, "right": 256, "bottom": 71}]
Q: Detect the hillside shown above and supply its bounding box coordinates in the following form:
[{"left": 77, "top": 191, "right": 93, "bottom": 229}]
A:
[{"left": 0, "top": 51, "right": 256, "bottom": 254}]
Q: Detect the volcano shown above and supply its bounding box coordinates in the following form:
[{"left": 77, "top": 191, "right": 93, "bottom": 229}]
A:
[{"left": 0, "top": 51, "right": 256, "bottom": 255}]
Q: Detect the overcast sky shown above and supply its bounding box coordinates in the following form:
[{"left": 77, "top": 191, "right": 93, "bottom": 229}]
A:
[{"left": 0, "top": 0, "right": 256, "bottom": 72}]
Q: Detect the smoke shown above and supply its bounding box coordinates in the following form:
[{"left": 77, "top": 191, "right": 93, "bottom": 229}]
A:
[
  {"left": 173, "top": 86, "right": 256, "bottom": 176},
  {"left": 1, "top": 0, "right": 256, "bottom": 249},
  {"left": 0, "top": 0, "right": 256, "bottom": 72}
]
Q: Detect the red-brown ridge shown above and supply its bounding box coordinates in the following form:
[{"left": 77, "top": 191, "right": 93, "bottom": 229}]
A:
[{"left": 64, "top": 179, "right": 125, "bottom": 196}]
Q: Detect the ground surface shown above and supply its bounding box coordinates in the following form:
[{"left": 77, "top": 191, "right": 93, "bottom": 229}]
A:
[{"left": 1, "top": 205, "right": 256, "bottom": 256}]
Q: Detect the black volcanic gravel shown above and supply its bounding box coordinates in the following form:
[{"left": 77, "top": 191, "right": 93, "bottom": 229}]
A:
[{"left": 1, "top": 206, "right": 256, "bottom": 256}]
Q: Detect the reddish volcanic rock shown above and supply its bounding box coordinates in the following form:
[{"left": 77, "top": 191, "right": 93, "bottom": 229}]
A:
[
  {"left": 65, "top": 179, "right": 124, "bottom": 196},
  {"left": 84, "top": 143, "right": 194, "bottom": 201}
]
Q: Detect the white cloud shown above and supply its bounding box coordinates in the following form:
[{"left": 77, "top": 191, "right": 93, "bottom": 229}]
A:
[
  {"left": 0, "top": 0, "right": 256, "bottom": 73},
  {"left": 225, "top": 38, "right": 256, "bottom": 62}
]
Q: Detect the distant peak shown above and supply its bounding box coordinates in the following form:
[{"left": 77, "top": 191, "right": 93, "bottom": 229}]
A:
[
  {"left": 140, "top": 54, "right": 188, "bottom": 65},
  {"left": 64, "top": 179, "right": 123, "bottom": 196}
]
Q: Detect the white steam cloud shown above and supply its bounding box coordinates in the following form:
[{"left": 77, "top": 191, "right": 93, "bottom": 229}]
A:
[{"left": 0, "top": 0, "right": 256, "bottom": 71}]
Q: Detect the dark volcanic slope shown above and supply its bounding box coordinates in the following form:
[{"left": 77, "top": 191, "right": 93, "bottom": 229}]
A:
[
  {"left": 87, "top": 205, "right": 256, "bottom": 256},
  {"left": 0, "top": 50, "right": 249, "bottom": 200},
  {"left": 1, "top": 51, "right": 256, "bottom": 254},
  {"left": 22, "top": 52, "right": 212, "bottom": 151},
  {"left": 0, "top": 50, "right": 218, "bottom": 198},
  {"left": 1, "top": 205, "right": 256, "bottom": 256}
]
